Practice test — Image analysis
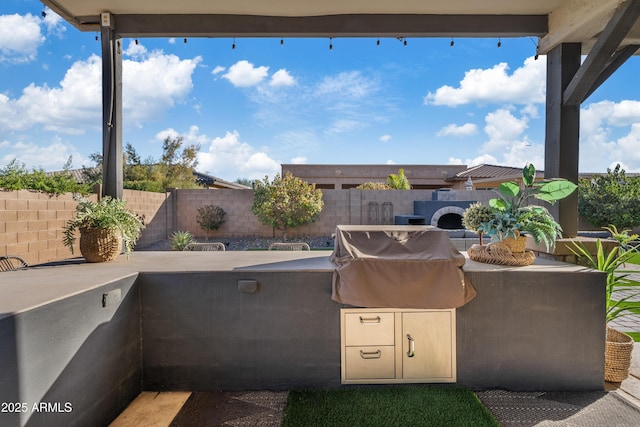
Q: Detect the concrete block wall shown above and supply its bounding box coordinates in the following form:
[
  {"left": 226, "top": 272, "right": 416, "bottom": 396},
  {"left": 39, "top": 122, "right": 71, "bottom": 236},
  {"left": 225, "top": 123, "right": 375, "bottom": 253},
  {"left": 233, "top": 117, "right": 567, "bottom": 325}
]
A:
[
  {"left": 0, "top": 191, "right": 97, "bottom": 265},
  {"left": 122, "top": 189, "right": 171, "bottom": 247}
]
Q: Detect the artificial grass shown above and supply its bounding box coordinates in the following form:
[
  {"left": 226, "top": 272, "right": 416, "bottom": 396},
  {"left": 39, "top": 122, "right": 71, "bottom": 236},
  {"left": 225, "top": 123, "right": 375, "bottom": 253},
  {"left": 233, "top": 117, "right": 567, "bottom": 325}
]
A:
[{"left": 282, "top": 385, "right": 499, "bottom": 427}]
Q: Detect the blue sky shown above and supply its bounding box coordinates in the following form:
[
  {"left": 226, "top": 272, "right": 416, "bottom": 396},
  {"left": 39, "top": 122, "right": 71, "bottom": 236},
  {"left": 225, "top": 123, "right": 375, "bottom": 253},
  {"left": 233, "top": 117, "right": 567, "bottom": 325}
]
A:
[{"left": 2, "top": 1, "right": 640, "bottom": 181}]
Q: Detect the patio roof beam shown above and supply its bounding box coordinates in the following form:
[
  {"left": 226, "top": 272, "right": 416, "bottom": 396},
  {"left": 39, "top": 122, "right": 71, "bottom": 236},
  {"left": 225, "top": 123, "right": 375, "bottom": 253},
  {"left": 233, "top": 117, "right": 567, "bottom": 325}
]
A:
[
  {"left": 581, "top": 43, "right": 640, "bottom": 102},
  {"left": 70, "top": 14, "right": 548, "bottom": 38},
  {"left": 563, "top": 0, "right": 640, "bottom": 106}
]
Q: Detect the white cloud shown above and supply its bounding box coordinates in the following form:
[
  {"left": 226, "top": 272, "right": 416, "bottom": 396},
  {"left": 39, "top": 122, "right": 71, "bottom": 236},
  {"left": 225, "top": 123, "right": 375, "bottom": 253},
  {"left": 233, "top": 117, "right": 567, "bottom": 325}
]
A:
[
  {"left": 325, "top": 119, "right": 364, "bottom": 135},
  {"left": 0, "top": 14, "right": 44, "bottom": 63},
  {"left": 380, "top": 134, "right": 392, "bottom": 142},
  {"left": 448, "top": 154, "right": 498, "bottom": 167},
  {"left": 385, "top": 159, "right": 396, "bottom": 165},
  {"left": 191, "top": 128, "right": 280, "bottom": 180},
  {"left": 437, "top": 123, "right": 478, "bottom": 137},
  {"left": 579, "top": 100, "right": 640, "bottom": 172},
  {"left": 291, "top": 156, "right": 307, "bottom": 164},
  {"left": 42, "top": 11, "right": 66, "bottom": 38},
  {"left": 212, "top": 65, "right": 226, "bottom": 75},
  {"left": 124, "top": 40, "right": 147, "bottom": 58},
  {"left": 316, "top": 71, "right": 377, "bottom": 99},
  {"left": 222, "top": 60, "right": 269, "bottom": 87},
  {"left": 0, "top": 136, "right": 89, "bottom": 171},
  {"left": 481, "top": 108, "right": 529, "bottom": 152},
  {"left": 123, "top": 50, "right": 202, "bottom": 125},
  {"left": 424, "top": 56, "right": 546, "bottom": 107},
  {"left": 270, "top": 69, "right": 296, "bottom": 87},
  {"left": 0, "top": 49, "right": 201, "bottom": 136}
]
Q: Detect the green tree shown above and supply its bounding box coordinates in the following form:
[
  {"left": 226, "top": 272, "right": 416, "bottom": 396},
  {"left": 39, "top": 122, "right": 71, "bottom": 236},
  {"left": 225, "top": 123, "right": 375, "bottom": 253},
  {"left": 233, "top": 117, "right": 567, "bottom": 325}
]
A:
[
  {"left": 251, "top": 172, "right": 324, "bottom": 241},
  {"left": 578, "top": 164, "right": 640, "bottom": 229},
  {"left": 82, "top": 137, "right": 202, "bottom": 192},
  {"left": 387, "top": 168, "right": 410, "bottom": 189},
  {"left": 160, "top": 136, "right": 201, "bottom": 189}
]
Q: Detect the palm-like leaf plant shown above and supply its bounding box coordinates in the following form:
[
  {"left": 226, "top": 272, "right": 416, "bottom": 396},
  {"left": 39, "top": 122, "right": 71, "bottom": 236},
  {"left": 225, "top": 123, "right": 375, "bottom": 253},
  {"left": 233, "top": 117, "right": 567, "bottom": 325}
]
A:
[{"left": 569, "top": 239, "right": 640, "bottom": 323}]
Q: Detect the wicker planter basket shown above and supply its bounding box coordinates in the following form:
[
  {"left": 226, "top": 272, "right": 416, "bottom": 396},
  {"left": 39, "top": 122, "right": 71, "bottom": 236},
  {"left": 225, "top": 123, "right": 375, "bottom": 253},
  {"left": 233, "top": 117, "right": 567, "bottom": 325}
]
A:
[
  {"left": 605, "top": 326, "right": 634, "bottom": 382},
  {"left": 79, "top": 227, "right": 123, "bottom": 263},
  {"left": 467, "top": 242, "right": 536, "bottom": 266},
  {"left": 501, "top": 234, "right": 527, "bottom": 253}
]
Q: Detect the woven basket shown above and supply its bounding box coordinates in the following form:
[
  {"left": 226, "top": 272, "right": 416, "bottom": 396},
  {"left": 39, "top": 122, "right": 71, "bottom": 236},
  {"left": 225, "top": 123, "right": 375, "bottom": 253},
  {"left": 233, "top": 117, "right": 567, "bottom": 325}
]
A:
[
  {"left": 501, "top": 234, "right": 527, "bottom": 253},
  {"left": 467, "top": 242, "right": 536, "bottom": 266},
  {"left": 605, "top": 326, "right": 634, "bottom": 382},
  {"left": 79, "top": 227, "right": 123, "bottom": 263}
]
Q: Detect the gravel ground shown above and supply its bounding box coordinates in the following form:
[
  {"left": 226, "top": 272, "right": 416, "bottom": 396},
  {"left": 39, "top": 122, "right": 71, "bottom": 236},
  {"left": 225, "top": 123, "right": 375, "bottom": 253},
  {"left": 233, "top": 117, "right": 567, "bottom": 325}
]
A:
[{"left": 138, "top": 236, "right": 335, "bottom": 251}]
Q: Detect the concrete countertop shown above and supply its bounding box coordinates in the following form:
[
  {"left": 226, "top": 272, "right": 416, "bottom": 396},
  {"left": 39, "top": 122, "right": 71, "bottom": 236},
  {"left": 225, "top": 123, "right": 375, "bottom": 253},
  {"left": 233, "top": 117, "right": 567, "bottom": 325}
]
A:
[{"left": 0, "top": 251, "right": 596, "bottom": 320}]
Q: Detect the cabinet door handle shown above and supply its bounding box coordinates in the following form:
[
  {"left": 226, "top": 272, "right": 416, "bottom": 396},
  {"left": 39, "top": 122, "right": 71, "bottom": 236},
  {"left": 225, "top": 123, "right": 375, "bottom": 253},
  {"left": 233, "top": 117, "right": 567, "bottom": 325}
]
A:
[
  {"left": 359, "top": 316, "right": 381, "bottom": 324},
  {"left": 407, "top": 334, "right": 415, "bottom": 358},
  {"left": 360, "top": 350, "right": 382, "bottom": 359}
]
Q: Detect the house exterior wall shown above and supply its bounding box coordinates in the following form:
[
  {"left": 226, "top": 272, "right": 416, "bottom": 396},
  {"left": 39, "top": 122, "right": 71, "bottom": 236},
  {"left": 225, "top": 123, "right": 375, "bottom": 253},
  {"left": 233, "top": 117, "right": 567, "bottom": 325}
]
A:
[{"left": 282, "top": 164, "right": 468, "bottom": 189}]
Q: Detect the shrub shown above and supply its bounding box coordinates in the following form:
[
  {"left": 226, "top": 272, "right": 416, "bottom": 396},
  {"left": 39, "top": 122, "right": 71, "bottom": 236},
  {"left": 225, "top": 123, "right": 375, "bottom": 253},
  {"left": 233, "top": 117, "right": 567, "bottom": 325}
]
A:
[
  {"left": 252, "top": 172, "right": 324, "bottom": 241},
  {"left": 0, "top": 158, "right": 91, "bottom": 195},
  {"left": 170, "top": 231, "right": 195, "bottom": 251},
  {"left": 357, "top": 182, "right": 392, "bottom": 190},
  {"left": 578, "top": 164, "right": 640, "bottom": 230},
  {"left": 196, "top": 205, "right": 226, "bottom": 238},
  {"left": 387, "top": 168, "right": 411, "bottom": 190}
]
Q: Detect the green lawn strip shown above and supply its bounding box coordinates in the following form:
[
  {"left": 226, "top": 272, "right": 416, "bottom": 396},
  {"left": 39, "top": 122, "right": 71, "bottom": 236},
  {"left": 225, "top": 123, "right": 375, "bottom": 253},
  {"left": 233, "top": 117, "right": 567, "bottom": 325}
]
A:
[{"left": 282, "top": 385, "right": 499, "bottom": 427}]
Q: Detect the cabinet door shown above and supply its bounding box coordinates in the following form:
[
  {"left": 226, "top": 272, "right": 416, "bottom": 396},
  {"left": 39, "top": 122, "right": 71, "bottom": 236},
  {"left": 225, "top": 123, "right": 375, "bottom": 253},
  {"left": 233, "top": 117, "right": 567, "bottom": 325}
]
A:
[{"left": 401, "top": 311, "right": 455, "bottom": 381}]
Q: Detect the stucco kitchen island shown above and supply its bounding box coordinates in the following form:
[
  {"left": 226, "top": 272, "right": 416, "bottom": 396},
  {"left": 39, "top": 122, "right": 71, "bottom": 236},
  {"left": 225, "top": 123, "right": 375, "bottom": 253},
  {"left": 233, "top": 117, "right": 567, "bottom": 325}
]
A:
[{"left": 0, "top": 250, "right": 605, "bottom": 426}]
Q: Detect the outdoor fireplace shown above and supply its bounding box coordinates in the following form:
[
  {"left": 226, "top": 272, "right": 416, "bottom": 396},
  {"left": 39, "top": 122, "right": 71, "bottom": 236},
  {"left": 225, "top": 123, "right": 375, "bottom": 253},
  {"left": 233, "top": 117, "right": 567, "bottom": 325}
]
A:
[{"left": 395, "top": 190, "right": 475, "bottom": 229}]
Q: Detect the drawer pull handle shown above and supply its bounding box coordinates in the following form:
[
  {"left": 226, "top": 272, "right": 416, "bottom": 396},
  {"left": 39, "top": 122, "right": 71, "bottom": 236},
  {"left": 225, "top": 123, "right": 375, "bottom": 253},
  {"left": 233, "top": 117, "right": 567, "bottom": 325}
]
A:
[
  {"left": 359, "top": 316, "right": 381, "bottom": 324},
  {"left": 360, "top": 349, "right": 382, "bottom": 359},
  {"left": 407, "top": 334, "right": 415, "bottom": 358}
]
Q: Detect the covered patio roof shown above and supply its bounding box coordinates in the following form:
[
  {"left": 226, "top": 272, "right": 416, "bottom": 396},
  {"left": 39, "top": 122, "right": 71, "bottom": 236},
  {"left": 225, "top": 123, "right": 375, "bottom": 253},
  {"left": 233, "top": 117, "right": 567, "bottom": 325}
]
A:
[
  {"left": 40, "top": 0, "right": 640, "bottom": 53},
  {"left": 39, "top": 0, "right": 640, "bottom": 237}
]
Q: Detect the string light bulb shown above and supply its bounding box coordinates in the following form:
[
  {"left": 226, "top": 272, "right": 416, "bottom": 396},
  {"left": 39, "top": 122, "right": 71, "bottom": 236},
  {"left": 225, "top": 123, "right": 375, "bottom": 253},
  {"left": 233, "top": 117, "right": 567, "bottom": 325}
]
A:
[
  {"left": 135, "top": 39, "right": 139, "bottom": 45},
  {"left": 183, "top": 38, "right": 187, "bottom": 44},
  {"left": 377, "top": 38, "right": 380, "bottom": 46},
  {"left": 41, "top": 9, "right": 47, "bottom": 18},
  {"left": 497, "top": 37, "right": 502, "bottom": 48},
  {"left": 329, "top": 37, "right": 333, "bottom": 50},
  {"left": 280, "top": 38, "right": 284, "bottom": 46},
  {"left": 403, "top": 38, "right": 407, "bottom": 46},
  {"left": 232, "top": 38, "right": 236, "bottom": 49},
  {"left": 450, "top": 38, "right": 455, "bottom": 47}
]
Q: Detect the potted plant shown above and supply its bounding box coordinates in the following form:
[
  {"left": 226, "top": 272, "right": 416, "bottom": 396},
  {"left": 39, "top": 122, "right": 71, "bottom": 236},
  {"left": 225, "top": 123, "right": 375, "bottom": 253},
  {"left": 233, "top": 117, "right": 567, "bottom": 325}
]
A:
[
  {"left": 62, "top": 196, "right": 145, "bottom": 262},
  {"left": 461, "top": 202, "right": 495, "bottom": 245},
  {"left": 569, "top": 233, "right": 639, "bottom": 382},
  {"left": 478, "top": 163, "right": 577, "bottom": 252}
]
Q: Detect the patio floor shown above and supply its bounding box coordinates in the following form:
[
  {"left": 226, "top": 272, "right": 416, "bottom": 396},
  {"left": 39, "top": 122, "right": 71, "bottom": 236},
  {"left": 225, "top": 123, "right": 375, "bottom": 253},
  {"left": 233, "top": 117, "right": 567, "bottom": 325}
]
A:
[{"left": 110, "top": 341, "right": 640, "bottom": 427}]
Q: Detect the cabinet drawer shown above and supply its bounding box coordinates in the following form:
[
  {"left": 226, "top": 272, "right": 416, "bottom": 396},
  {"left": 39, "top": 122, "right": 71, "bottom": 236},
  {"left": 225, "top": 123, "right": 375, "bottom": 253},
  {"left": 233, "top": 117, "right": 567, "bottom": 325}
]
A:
[
  {"left": 344, "top": 312, "right": 394, "bottom": 346},
  {"left": 344, "top": 346, "right": 395, "bottom": 380}
]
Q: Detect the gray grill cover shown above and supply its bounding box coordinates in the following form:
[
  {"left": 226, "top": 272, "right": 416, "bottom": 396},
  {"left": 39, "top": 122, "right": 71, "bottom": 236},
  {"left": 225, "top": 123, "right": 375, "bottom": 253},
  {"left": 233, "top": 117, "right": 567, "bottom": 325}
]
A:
[{"left": 330, "top": 225, "right": 476, "bottom": 308}]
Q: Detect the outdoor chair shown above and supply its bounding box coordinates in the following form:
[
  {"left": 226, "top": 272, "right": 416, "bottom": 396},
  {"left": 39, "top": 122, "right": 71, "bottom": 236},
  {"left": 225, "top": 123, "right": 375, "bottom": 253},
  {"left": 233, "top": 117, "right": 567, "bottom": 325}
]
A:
[
  {"left": 0, "top": 256, "right": 29, "bottom": 272},
  {"left": 183, "top": 242, "right": 226, "bottom": 251},
  {"left": 267, "top": 242, "right": 311, "bottom": 251}
]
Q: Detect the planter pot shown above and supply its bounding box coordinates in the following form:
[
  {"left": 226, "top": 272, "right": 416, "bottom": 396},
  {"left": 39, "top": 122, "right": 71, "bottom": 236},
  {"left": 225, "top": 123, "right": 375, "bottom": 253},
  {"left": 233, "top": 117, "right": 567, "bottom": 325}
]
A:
[
  {"left": 79, "top": 227, "right": 123, "bottom": 263},
  {"left": 501, "top": 234, "right": 527, "bottom": 253},
  {"left": 605, "top": 325, "right": 634, "bottom": 382}
]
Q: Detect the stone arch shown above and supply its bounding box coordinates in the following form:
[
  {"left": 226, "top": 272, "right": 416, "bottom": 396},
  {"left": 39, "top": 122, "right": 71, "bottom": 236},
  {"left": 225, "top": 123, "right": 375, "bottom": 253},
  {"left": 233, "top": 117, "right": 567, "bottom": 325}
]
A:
[{"left": 430, "top": 206, "right": 466, "bottom": 228}]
